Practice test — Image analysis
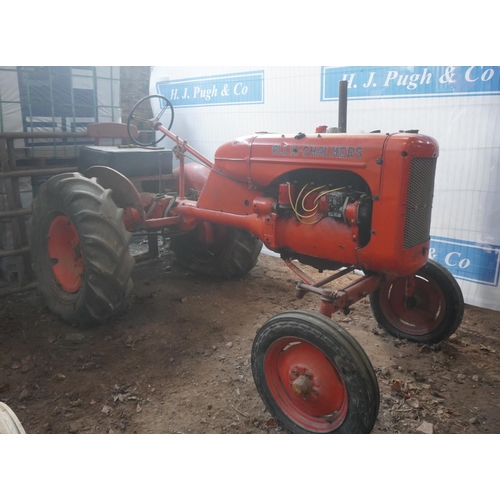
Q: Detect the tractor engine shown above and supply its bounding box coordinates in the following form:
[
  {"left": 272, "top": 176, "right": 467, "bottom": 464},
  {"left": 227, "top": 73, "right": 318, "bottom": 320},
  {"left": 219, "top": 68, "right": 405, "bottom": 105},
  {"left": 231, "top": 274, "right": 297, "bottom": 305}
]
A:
[
  {"left": 183, "top": 131, "right": 439, "bottom": 278},
  {"left": 276, "top": 182, "right": 373, "bottom": 248}
]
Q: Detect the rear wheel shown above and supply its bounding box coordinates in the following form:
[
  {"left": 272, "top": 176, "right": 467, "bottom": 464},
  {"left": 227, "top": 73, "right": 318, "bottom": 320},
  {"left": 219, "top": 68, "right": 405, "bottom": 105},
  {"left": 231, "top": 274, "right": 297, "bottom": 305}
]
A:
[
  {"left": 170, "top": 224, "right": 262, "bottom": 279},
  {"left": 369, "top": 260, "right": 464, "bottom": 344},
  {"left": 31, "top": 173, "right": 135, "bottom": 326},
  {"left": 252, "top": 310, "right": 380, "bottom": 434}
]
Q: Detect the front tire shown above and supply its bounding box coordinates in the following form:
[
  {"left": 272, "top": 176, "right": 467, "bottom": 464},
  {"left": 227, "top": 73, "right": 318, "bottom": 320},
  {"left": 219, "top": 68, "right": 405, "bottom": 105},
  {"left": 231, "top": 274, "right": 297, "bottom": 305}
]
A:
[
  {"left": 369, "top": 260, "right": 464, "bottom": 344},
  {"left": 251, "top": 310, "right": 380, "bottom": 434},
  {"left": 31, "top": 173, "right": 135, "bottom": 326},
  {"left": 170, "top": 224, "right": 262, "bottom": 279}
]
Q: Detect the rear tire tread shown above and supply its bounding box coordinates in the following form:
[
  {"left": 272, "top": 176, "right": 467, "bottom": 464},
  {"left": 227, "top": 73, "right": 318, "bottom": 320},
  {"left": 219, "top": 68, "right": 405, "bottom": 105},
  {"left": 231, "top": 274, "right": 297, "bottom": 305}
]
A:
[
  {"left": 31, "top": 173, "right": 135, "bottom": 326},
  {"left": 171, "top": 226, "right": 262, "bottom": 279}
]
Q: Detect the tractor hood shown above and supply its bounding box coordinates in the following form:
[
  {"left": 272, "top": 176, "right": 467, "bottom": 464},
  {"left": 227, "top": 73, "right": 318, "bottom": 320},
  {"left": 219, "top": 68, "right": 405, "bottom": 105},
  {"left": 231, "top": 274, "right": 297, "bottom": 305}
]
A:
[{"left": 212, "top": 132, "right": 438, "bottom": 187}]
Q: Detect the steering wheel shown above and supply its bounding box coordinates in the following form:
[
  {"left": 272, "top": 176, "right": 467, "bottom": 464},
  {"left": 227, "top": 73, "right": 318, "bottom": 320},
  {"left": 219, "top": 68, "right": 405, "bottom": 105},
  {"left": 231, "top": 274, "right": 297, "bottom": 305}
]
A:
[{"left": 127, "top": 94, "right": 174, "bottom": 147}]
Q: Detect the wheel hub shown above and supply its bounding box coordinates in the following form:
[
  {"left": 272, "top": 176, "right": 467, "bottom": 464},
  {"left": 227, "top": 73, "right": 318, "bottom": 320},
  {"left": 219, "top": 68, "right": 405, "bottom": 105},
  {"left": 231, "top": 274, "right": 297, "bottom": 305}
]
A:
[
  {"left": 291, "top": 374, "right": 313, "bottom": 397},
  {"left": 47, "top": 215, "right": 84, "bottom": 293},
  {"left": 265, "top": 338, "right": 349, "bottom": 432},
  {"left": 379, "top": 276, "right": 446, "bottom": 336}
]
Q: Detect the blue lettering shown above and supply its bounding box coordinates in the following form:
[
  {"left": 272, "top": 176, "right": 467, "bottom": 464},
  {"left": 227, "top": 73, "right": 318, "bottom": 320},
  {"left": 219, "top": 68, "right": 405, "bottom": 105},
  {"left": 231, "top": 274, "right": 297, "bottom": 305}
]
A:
[{"left": 321, "top": 66, "right": 500, "bottom": 101}]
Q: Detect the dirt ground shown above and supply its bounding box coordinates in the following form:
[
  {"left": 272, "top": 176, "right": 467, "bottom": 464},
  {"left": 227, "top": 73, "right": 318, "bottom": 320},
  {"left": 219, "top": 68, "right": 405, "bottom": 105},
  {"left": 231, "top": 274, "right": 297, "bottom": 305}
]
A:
[{"left": 1, "top": 244, "right": 499, "bottom": 435}]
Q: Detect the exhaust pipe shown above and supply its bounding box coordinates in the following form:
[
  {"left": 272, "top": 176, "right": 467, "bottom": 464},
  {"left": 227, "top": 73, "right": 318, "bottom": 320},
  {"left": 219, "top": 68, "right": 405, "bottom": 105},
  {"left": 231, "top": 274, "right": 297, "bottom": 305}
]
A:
[{"left": 338, "top": 80, "right": 348, "bottom": 133}]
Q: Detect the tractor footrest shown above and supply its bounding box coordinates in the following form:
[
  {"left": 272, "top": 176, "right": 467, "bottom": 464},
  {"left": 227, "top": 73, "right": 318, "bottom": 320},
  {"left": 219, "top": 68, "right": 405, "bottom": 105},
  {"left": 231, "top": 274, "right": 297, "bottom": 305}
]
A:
[{"left": 78, "top": 146, "right": 173, "bottom": 178}]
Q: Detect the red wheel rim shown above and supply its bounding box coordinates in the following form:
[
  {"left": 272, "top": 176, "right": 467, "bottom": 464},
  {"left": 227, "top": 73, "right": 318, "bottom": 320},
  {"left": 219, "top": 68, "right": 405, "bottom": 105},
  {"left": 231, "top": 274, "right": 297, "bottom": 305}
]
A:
[
  {"left": 47, "top": 215, "right": 84, "bottom": 293},
  {"left": 378, "top": 273, "right": 446, "bottom": 336},
  {"left": 264, "top": 337, "right": 348, "bottom": 432}
]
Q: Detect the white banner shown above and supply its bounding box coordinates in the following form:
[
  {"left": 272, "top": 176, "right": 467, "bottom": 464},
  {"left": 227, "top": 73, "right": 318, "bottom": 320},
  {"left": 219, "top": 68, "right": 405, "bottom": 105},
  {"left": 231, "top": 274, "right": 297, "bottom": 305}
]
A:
[{"left": 151, "top": 66, "right": 500, "bottom": 311}]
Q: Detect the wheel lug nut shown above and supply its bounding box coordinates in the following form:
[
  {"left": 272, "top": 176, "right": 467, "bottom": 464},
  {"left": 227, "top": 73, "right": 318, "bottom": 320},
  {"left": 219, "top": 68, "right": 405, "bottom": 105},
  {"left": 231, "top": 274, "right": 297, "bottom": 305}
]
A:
[
  {"left": 305, "top": 372, "right": 311, "bottom": 378},
  {"left": 291, "top": 369, "right": 299, "bottom": 376}
]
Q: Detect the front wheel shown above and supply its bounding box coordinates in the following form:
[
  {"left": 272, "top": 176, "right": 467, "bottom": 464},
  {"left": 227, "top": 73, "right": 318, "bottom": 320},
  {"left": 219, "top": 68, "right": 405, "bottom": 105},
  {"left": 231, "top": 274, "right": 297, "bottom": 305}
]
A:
[
  {"left": 251, "top": 311, "right": 380, "bottom": 434},
  {"left": 369, "top": 260, "right": 464, "bottom": 344},
  {"left": 31, "top": 173, "right": 135, "bottom": 326}
]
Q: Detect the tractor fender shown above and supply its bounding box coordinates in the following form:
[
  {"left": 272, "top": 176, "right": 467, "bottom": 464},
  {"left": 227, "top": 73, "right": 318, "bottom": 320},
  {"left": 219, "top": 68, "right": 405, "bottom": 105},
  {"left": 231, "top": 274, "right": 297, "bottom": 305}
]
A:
[
  {"left": 84, "top": 165, "right": 146, "bottom": 227},
  {"left": 173, "top": 162, "right": 209, "bottom": 197}
]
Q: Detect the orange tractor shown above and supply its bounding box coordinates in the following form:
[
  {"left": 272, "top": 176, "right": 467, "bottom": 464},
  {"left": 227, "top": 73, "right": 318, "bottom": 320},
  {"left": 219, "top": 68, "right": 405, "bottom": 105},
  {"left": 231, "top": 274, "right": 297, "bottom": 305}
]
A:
[{"left": 30, "top": 86, "right": 464, "bottom": 434}]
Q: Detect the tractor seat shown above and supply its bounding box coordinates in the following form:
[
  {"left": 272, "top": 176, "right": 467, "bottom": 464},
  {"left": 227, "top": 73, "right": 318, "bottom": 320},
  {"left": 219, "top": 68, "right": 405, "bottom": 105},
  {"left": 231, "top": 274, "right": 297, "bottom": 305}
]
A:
[{"left": 78, "top": 122, "right": 173, "bottom": 178}]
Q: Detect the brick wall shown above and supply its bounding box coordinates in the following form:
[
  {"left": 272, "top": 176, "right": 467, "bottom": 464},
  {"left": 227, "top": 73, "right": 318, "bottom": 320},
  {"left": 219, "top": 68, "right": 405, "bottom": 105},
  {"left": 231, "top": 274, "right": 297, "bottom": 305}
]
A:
[{"left": 120, "top": 66, "right": 152, "bottom": 123}]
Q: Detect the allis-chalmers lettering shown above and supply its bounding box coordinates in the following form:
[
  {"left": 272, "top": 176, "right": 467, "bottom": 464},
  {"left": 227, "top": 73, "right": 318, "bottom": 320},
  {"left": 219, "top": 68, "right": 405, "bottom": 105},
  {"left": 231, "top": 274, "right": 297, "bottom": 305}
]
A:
[{"left": 272, "top": 144, "right": 363, "bottom": 159}]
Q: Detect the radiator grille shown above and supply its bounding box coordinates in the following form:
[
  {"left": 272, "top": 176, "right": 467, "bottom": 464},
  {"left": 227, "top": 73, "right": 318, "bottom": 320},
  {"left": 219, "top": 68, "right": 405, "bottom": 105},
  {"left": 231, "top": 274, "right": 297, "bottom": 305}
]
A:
[{"left": 404, "top": 157, "right": 437, "bottom": 249}]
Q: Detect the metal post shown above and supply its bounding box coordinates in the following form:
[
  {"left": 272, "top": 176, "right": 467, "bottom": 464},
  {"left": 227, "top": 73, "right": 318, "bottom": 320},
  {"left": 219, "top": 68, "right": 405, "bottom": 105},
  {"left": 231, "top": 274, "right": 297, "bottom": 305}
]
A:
[{"left": 338, "top": 80, "right": 348, "bottom": 133}]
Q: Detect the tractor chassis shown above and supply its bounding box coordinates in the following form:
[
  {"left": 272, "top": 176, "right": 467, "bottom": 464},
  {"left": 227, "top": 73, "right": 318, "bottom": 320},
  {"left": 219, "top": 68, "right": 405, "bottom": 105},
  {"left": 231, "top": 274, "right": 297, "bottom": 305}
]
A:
[
  {"left": 115, "top": 121, "right": 400, "bottom": 324},
  {"left": 29, "top": 91, "right": 466, "bottom": 434}
]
